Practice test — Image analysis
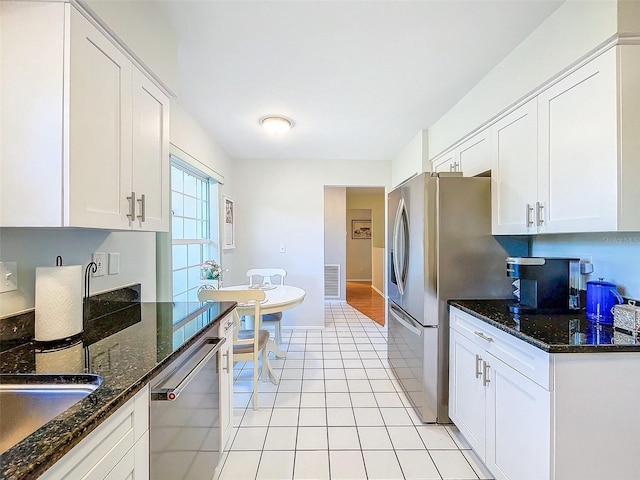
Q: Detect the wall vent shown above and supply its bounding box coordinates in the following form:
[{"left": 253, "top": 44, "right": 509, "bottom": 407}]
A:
[{"left": 324, "top": 264, "right": 340, "bottom": 298}]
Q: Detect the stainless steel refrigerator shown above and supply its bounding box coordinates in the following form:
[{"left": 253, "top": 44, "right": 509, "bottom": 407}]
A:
[{"left": 387, "top": 172, "right": 526, "bottom": 423}]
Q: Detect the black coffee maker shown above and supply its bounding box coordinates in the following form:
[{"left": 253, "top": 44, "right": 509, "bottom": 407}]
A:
[{"left": 506, "top": 257, "right": 580, "bottom": 314}]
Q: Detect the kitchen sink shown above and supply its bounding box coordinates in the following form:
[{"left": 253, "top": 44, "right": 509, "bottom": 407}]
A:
[{"left": 0, "top": 374, "right": 102, "bottom": 454}]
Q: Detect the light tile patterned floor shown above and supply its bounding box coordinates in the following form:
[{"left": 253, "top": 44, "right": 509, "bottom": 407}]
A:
[{"left": 217, "top": 301, "right": 494, "bottom": 480}]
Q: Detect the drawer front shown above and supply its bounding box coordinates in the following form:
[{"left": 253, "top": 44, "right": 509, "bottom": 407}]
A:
[{"left": 450, "top": 307, "right": 551, "bottom": 390}]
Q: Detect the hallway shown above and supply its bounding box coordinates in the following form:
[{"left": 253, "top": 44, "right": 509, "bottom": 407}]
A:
[{"left": 346, "top": 281, "right": 385, "bottom": 326}]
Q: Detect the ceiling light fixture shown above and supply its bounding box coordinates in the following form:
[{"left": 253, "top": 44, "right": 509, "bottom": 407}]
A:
[{"left": 260, "top": 115, "right": 294, "bottom": 134}]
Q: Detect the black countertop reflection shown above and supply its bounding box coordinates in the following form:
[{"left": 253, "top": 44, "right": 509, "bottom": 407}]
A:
[
  {"left": 0, "top": 300, "right": 235, "bottom": 480},
  {"left": 449, "top": 299, "right": 640, "bottom": 353}
]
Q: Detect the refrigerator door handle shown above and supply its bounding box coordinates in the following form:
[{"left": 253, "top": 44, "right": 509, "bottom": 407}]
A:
[
  {"left": 392, "top": 198, "right": 409, "bottom": 295},
  {"left": 389, "top": 305, "right": 422, "bottom": 336}
]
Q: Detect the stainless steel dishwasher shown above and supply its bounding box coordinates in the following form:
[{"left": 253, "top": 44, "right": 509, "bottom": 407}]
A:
[{"left": 150, "top": 336, "right": 225, "bottom": 479}]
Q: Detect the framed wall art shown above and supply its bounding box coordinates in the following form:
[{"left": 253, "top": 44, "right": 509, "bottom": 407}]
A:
[
  {"left": 351, "top": 220, "right": 371, "bottom": 239},
  {"left": 223, "top": 195, "right": 235, "bottom": 249}
]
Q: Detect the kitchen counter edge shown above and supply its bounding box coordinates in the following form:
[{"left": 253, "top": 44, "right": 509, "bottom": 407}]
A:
[{"left": 448, "top": 300, "right": 640, "bottom": 353}]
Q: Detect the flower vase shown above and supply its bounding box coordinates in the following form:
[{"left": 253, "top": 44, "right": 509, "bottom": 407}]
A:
[{"left": 199, "top": 278, "right": 220, "bottom": 290}]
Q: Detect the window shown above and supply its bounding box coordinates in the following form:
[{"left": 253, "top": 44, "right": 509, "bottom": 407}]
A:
[{"left": 171, "top": 157, "right": 220, "bottom": 303}]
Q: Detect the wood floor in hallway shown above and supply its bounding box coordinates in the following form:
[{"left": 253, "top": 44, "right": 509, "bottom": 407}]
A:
[{"left": 346, "top": 281, "right": 385, "bottom": 326}]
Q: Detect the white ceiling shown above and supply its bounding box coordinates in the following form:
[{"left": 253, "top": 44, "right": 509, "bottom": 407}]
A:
[{"left": 158, "top": 1, "right": 563, "bottom": 161}]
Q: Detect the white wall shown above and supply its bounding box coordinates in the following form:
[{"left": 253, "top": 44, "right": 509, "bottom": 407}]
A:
[
  {"left": 532, "top": 233, "right": 640, "bottom": 299},
  {"left": 391, "top": 130, "right": 428, "bottom": 188},
  {"left": 0, "top": 229, "right": 156, "bottom": 316},
  {"left": 428, "top": 1, "right": 619, "bottom": 157},
  {"left": 81, "top": 0, "right": 178, "bottom": 93},
  {"left": 230, "top": 159, "right": 390, "bottom": 328},
  {"left": 324, "top": 187, "right": 347, "bottom": 299}
]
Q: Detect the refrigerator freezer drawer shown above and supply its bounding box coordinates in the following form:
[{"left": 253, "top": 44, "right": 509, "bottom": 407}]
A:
[{"left": 388, "top": 303, "right": 439, "bottom": 423}]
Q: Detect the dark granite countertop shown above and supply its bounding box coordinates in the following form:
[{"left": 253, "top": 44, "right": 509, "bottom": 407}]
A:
[
  {"left": 0, "top": 298, "right": 235, "bottom": 480},
  {"left": 449, "top": 299, "right": 640, "bottom": 353}
]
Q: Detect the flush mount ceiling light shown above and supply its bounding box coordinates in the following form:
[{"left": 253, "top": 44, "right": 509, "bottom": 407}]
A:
[{"left": 260, "top": 115, "right": 294, "bottom": 134}]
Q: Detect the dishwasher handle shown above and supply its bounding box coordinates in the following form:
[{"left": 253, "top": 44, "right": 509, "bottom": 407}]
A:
[{"left": 151, "top": 337, "right": 225, "bottom": 401}]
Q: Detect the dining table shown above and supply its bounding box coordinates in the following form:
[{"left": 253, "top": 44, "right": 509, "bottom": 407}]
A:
[{"left": 219, "top": 284, "right": 306, "bottom": 359}]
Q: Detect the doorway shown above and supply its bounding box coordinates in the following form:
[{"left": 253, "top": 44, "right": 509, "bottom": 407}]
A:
[{"left": 323, "top": 186, "right": 385, "bottom": 325}]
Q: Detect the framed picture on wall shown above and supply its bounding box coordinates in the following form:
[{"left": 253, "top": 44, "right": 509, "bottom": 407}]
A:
[
  {"left": 223, "top": 195, "right": 235, "bottom": 249},
  {"left": 351, "top": 220, "right": 371, "bottom": 239}
]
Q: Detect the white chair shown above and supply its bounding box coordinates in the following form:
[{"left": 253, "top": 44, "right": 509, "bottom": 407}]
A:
[
  {"left": 245, "top": 268, "right": 287, "bottom": 344},
  {"left": 197, "top": 288, "right": 275, "bottom": 410}
]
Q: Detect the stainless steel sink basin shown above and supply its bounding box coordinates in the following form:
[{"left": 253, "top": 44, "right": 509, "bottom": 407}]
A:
[{"left": 0, "top": 374, "right": 102, "bottom": 454}]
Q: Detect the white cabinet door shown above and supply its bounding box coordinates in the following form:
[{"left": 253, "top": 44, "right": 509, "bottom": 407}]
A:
[
  {"left": 491, "top": 99, "right": 538, "bottom": 234},
  {"left": 485, "top": 355, "right": 551, "bottom": 480},
  {"left": 449, "top": 329, "right": 486, "bottom": 458},
  {"left": 131, "top": 68, "right": 170, "bottom": 232},
  {"left": 218, "top": 314, "right": 235, "bottom": 453},
  {"left": 40, "top": 386, "right": 149, "bottom": 480},
  {"left": 537, "top": 48, "right": 618, "bottom": 233},
  {"left": 68, "top": 6, "right": 132, "bottom": 229},
  {"left": 458, "top": 130, "right": 490, "bottom": 177}
]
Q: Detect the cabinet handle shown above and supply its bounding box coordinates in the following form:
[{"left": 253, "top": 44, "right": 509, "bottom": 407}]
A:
[
  {"left": 525, "top": 203, "right": 534, "bottom": 227},
  {"left": 482, "top": 361, "right": 491, "bottom": 386},
  {"left": 475, "top": 354, "right": 483, "bottom": 379},
  {"left": 137, "top": 194, "right": 146, "bottom": 222},
  {"left": 474, "top": 331, "right": 494, "bottom": 343},
  {"left": 223, "top": 350, "right": 230, "bottom": 374},
  {"left": 126, "top": 192, "right": 136, "bottom": 220},
  {"left": 536, "top": 201, "right": 544, "bottom": 226},
  {"left": 449, "top": 163, "right": 455, "bottom": 172},
  {"left": 453, "top": 161, "right": 460, "bottom": 172}
]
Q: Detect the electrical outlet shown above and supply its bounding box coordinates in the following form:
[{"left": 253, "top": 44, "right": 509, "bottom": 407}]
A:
[
  {"left": 0, "top": 261, "right": 18, "bottom": 293},
  {"left": 108, "top": 253, "right": 120, "bottom": 275},
  {"left": 92, "top": 252, "right": 106, "bottom": 277}
]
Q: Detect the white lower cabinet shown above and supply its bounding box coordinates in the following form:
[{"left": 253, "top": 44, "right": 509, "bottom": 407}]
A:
[
  {"left": 450, "top": 306, "right": 640, "bottom": 480},
  {"left": 40, "top": 385, "right": 149, "bottom": 480},
  {"left": 449, "top": 317, "right": 549, "bottom": 480},
  {"left": 218, "top": 313, "right": 235, "bottom": 454}
]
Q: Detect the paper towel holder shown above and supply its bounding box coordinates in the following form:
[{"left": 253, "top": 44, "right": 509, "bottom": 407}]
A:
[{"left": 84, "top": 262, "right": 98, "bottom": 322}]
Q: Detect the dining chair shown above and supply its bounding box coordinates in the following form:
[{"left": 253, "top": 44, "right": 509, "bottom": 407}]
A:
[
  {"left": 245, "top": 268, "right": 287, "bottom": 344},
  {"left": 197, "top": 288, "right": 275, "bottom": 410}
]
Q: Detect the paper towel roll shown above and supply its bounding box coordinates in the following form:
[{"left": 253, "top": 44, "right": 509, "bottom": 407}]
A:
[{"left": 35, "top": 265, "right": 83, "bottom": 342}]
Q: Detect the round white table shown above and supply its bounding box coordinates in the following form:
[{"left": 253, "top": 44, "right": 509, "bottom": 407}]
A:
[{"left": 219, "top": 284, "right": 306, "bottom": 359}]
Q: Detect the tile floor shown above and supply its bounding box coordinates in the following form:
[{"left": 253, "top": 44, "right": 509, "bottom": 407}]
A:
[{"left": 217, "top": 301, "right": 494, "bottom": 480}]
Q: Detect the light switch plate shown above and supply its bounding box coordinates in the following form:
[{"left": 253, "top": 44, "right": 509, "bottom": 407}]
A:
[
  {"left": 108, "top": 253, "right": 120, "bottom": 275},
  {"left": 0, "top": 261, "right": 18, "bottom": 293}
]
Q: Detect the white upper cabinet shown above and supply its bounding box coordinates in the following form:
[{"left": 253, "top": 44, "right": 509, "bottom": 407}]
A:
[
  {"left": 492, "top": 46, "right": 640, "bottom": 235},
  {"left": 491, "top": 100, "right": 538, "bottom": 235},
  {"left": 131, "top": 69, "right": 170, "bottom": 232},
  {"left": 0, "top": 2, "right": 170, "bottom": 231},
  {"left": 432, "top": 130, "right": 491, "bottom": 177},
  {"left": 537, "top": 47, "right": 618, "bottom": 233},
  {"left": 68, "top": 6, "right": 133, "bottom": 229}
]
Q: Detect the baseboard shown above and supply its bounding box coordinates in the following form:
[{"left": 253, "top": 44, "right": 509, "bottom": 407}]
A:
[
  {"left": 371, "top": 285, "right": 384, "bottom": 297},
  {"left": 347, "top": 278, "right": 373, "bottom": 282}
]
